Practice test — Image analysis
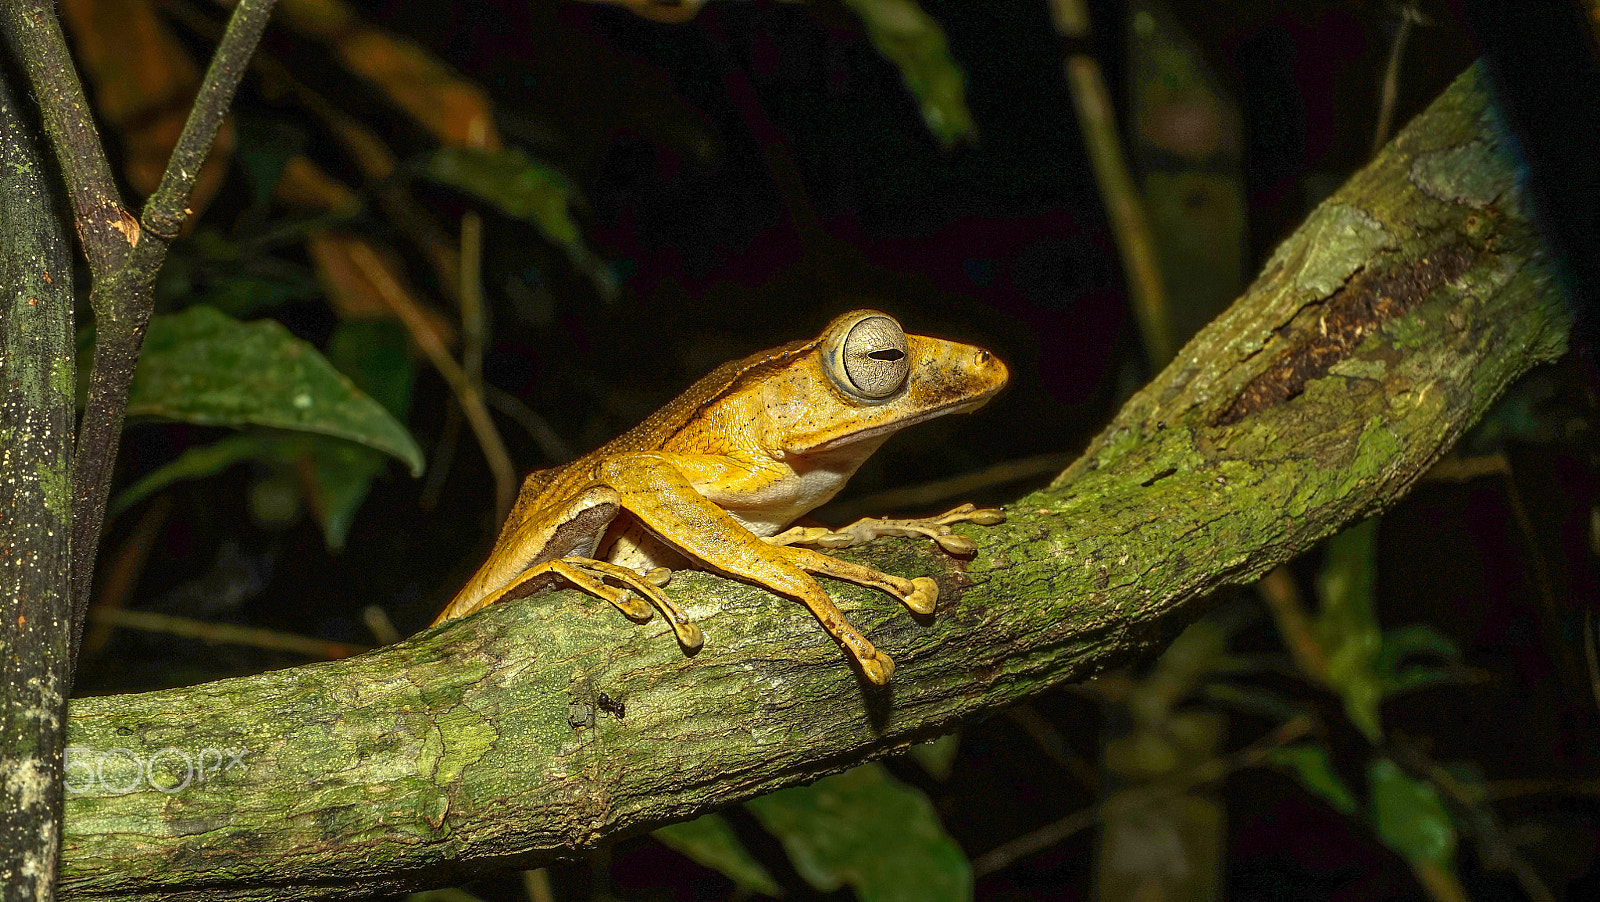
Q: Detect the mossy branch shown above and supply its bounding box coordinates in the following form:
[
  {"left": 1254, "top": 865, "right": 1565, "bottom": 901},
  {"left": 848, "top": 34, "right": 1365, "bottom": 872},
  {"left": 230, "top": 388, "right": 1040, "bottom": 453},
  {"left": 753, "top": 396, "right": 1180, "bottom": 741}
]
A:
[{"left": 59, "top": 64, "right": 1569, "bottom": 899}]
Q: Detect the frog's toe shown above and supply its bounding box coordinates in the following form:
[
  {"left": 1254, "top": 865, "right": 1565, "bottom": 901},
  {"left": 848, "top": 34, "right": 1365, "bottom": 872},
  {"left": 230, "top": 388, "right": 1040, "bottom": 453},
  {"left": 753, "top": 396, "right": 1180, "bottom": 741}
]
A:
[
  {"left": 672, "top": 619, "right": 705, "bottom": 652},
  {"left": 934, "top": 533, "right": 977, "bottom": 555},
  {"left": 611, "top": 591, "right": 655, "bottom": 622},
  {"left": 904, "top": 577, "right": 939, "bottom": 615},
  {"left": 859, "top": 650, "right": 895, "bottom": 685}
]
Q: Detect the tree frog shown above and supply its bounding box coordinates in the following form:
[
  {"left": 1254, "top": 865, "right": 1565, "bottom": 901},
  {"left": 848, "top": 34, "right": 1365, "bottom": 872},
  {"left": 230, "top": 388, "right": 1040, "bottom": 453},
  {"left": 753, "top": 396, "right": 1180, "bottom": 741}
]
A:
[{"left": 433, "top": 310, "right": 1009, "bottom": 685}]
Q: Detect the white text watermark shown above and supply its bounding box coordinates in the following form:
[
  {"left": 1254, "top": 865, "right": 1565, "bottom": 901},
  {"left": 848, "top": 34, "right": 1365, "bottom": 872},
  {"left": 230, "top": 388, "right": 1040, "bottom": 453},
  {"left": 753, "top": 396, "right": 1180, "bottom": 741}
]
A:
[{"left": 64, "top": 746, "right": 248, "bottom": 795}]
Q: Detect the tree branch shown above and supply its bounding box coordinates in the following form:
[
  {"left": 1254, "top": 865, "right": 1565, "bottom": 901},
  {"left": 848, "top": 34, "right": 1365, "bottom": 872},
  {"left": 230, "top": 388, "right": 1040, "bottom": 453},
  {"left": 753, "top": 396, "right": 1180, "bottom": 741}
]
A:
[
  {"left": 0, "top": 58, "right": 78, "bottom": 902},
  {"left": 0, "top": 0, "right": 133, "bottom": 279},
  {"left": 55, "top": 0, "right": 278, "bottom": 671},
  {"left": 139, "top": 0, "right": 276, "bottom": 243},
  {"left": 57, "top": 64, "right": 1571, "bottom": 899}
]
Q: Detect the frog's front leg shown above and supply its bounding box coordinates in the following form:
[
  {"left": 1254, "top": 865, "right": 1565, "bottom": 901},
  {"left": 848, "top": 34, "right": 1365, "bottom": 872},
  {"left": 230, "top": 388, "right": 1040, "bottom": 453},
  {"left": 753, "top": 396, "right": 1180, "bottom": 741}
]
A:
[
  {"left": 768, "top": 503, "right": 1006, "bottom": 555},
  {"left": 762, "top": 503, "right": 1004, "bottom": 614},
  {"left": 758, "top": 545, "right": 938, "bottom": 615}
]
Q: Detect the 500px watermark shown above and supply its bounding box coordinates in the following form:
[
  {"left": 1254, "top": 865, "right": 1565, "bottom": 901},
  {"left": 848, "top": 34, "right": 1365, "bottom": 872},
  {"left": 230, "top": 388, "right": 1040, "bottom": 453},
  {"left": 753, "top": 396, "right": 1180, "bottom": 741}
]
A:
[{"left": 64, "top": 746, "right": 248, "bottom": 795}]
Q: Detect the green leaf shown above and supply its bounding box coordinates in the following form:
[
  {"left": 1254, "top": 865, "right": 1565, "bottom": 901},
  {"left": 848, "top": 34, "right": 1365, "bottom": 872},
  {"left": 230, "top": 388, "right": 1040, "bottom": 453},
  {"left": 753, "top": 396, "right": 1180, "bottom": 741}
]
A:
[
  {"left": 1313, "top": 519, "right": 1384, "bottom": 740},
  {"left": 654, "top": 813, "right": 782, "bottom": 898},
  {"left": 1370, "top": 758, "right": 1458, "bottom": 871},
  {"left": 908, "top": 732, "right": 961, "bottom": 781},
  {"left": 197, "top": 270, "right": 325, "bottom": 321},
  {"left": 1377, "top": 624, "right": 1462, "bottom": 666},
  {"left": 110, "top": 433, "right": 276, "bottom": 521},
  {"left": 746, "top": 763, "right": 970, "bottom": 902},
  {"left": 304, "top": 437, "right": 388, "bottom": 551},
  {"left": 110, "top": 431, "right": 393, "bottom": 550},
  {"left": 309, "top": 322, "right": 419, "bottom": 550},
  {"left": 1374, "top": 624, "right": 1465, "bottom": 698},
  {"left": 418, "top": 147, "right": 611, "bottom": 293},
  {"left": 236, "top": 115, "right": 309, "bottom": 208},
  {"left": 129, "top": 306, "right": 423, "bottom": 476},
  {"left": 841, "top": 0, "right": 977, "bottom": 147},
  {"left": 157, "top": 229, "right": 324, "bottom": 319},
  {"left": 1266, "top": 744, "right": 1358, "bottom": 816}
]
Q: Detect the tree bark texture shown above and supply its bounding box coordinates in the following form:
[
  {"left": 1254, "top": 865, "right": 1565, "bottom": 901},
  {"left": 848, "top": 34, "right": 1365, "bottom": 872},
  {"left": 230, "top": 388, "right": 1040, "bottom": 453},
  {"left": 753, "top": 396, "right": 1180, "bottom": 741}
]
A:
[
  {"left": 0, "top": 64, "right": 78, "bottom": 901},
  {"left": 57, "top": 64, "right": 1570, "bottom": 899}
]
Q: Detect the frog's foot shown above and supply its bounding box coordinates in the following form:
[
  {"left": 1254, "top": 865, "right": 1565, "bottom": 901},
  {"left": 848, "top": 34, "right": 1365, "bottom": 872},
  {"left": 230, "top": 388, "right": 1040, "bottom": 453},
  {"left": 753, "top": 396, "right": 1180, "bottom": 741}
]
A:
[
  {"left": 858, "top": 648, "right": 895, "bottom": 685},
  {"left": 767, "top": 503, "right": 1005, "bottom": 555},
  {"left": 777, "top": 545, "right": 940, "bottom": 616},
  {"left": 542, "top": 557, "right": 704, "bottom": 652}
]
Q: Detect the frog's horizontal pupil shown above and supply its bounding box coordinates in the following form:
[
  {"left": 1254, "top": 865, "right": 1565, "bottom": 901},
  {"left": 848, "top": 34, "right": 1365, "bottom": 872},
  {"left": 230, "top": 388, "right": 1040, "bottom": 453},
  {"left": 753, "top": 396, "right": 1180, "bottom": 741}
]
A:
[{"left": 833, "top": 313, "right": 910, "bottom": 399}]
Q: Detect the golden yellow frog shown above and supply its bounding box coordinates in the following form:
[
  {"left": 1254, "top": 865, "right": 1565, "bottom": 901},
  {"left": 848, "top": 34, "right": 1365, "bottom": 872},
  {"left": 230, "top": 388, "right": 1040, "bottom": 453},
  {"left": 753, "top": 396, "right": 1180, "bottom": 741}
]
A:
[{"left": 434, "top": 310, "right": 1008, "bottom": 684}]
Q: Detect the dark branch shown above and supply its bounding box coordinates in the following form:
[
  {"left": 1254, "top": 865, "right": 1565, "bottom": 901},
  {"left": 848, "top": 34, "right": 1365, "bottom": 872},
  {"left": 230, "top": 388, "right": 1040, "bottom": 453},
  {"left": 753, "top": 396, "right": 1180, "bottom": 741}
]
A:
[
  {"left": 0, "top": 0, "right": 132, "bottom": 278},
  {"left": 0, "top": 55, "right": 78, "bottom": 902},
  {"left": 64, "top": 0, "right": 280, "bottom": 671}
]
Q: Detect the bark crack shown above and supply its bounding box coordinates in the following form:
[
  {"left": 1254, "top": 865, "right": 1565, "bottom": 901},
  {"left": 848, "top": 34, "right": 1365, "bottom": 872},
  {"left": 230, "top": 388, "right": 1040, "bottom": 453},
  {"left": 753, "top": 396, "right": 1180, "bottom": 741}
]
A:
[{"left": 1212, "top": 244, "right": 1477, "bottom": 426}]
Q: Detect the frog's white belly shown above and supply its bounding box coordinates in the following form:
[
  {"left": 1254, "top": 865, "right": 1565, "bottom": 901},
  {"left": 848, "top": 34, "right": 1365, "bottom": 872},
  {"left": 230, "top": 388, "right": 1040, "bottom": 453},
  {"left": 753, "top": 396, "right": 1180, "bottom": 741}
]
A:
[
  {"left": 605, "top": 437, "right": 889, "bottom": 571},
  {"left": 715, "top": 437, "right": 890, "bottom": 536}
]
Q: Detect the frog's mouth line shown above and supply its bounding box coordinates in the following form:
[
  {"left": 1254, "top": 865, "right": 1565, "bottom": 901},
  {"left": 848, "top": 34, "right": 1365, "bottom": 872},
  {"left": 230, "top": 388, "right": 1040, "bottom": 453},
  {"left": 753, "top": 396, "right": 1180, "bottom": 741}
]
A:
[{"left": 797, "top": 393, "right": 998, "bottom": 454}]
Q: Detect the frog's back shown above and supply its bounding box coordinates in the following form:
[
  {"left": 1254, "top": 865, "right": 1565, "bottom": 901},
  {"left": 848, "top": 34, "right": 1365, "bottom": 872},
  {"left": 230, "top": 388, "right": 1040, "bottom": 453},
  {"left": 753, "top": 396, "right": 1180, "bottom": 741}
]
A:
[{"left": 594, "top": 336, "right": 813, "bottom": 455}]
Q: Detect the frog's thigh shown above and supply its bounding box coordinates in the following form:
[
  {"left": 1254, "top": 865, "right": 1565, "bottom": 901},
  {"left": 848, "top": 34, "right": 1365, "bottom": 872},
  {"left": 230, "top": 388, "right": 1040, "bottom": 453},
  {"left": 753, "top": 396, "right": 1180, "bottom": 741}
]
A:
[
  {"left": 438, "top": 486, "right": 640, "bottom": 623},
  {"left": 611, "top": 457, "right": 895, "bottom": 685},
  {"left": 776, "top": 546, "right": 940, "bottom": 616}
]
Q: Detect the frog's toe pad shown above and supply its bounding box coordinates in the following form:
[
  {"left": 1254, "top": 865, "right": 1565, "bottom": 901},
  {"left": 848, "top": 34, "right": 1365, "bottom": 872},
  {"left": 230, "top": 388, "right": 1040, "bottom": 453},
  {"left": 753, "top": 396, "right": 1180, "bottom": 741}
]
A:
[
  {"left": 673, "top": 620, "right": 705, "bottom": 652},
  {"left": 611, "top": 591, "right": 655, "bottom": 622},
  {"left": 859, "top": 650, "right": 895, "bottom": 685},
  {"left": 905, "top": 577, "right": 939, "bottom": 614},
  {"left": 934, "top": 534, "right": 977, "bottom": 555}
]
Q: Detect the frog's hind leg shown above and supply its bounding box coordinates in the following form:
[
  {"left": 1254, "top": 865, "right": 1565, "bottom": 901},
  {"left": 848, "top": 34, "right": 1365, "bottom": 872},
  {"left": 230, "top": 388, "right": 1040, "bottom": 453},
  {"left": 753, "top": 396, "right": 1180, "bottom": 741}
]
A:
[
  {"left": 552, "top": 558, "right": 704, "bottom": 651},
  {"left": 467, "top": 553, "right": 700, "bottom": 652},
  {"left": 440, "top": 556, "right": 703, "bottom": 651}
]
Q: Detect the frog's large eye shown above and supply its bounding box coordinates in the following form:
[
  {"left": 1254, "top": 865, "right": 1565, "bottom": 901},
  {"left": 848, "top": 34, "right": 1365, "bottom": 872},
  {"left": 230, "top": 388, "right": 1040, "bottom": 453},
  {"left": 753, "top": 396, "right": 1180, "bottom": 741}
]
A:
[{"left": 828, "top": 312, "right": 910, "bottom": 400}]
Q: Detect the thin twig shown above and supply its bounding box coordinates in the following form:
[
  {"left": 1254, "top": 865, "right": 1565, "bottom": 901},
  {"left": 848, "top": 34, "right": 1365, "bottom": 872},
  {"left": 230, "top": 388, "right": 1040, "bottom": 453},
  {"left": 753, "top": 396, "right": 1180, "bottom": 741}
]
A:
[
  {"left": 1424, "top": 451, "right": 1509, "bottom": 482},
  {"left": 1005, "top": 703, "right": 1099, "bottom": 792},
  {"left": 81, "top": 496, "right": 173, "bottom": 659},
  {"left": 971, "top": 716, "right": 1314, "bottom": 877},
  {"left": 1257, "top": 566, "right": 1330, "bottom": 683},
  {"left": 1374, "top": 5, "right": 1428, "bottom": 157},
  {"left": 1047, "top": 0, "right": 1174, "bottom": 368},
  {"left": 346, "top": 239, "right": 517, "bottom": 520},
  {"left": 484, "top": 382, "right": 574, "bottom": 464},
  {"left": 460, "top": 211, "right": 487, "bottom": 382},
  {"left": 361, "top": 605, "right": 403, "bottom": 646},
  {"left": 90, "top": 608, "right": 369, "bottom": 660}
]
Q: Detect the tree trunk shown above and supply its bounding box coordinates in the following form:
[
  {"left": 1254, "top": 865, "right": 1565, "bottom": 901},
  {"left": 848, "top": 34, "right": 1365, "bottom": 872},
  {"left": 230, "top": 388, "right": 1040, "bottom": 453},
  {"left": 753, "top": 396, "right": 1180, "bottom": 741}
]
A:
[
  {"left": 57, "top": 63, "right": 1569, "bottom": 900},
  {"left": 0, "top": 64, "right": 77, "bottom": 902}
]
